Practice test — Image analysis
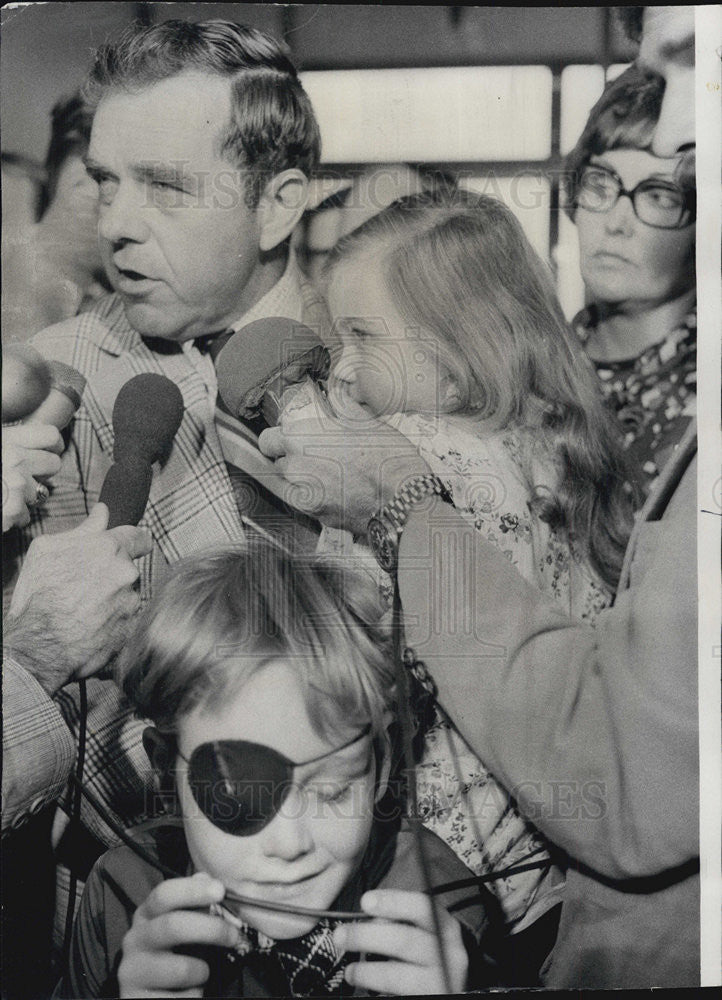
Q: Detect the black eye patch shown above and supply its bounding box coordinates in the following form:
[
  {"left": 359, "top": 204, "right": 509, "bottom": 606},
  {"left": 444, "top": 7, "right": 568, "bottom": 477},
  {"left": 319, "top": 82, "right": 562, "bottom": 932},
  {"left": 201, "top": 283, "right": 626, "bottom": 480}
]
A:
[{"left": 180, "top": 725, "right": 371, "bottom": 837}]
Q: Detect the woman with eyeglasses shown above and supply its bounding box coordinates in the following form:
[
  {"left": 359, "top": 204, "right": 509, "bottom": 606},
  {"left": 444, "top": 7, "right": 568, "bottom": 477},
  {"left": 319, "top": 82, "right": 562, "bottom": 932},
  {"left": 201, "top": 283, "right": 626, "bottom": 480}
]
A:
[{"left": 565, "top": 65, "right": 696, "bottom": 496}]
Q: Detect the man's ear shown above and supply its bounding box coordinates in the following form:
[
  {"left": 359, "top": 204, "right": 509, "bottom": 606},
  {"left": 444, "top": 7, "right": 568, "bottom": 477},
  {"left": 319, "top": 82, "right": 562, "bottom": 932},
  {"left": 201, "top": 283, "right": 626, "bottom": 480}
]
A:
[
  {"left": 143, "top": 726, "right": 179, "bottom": 815},
  {"left": 257, "top": 169, "right": 309, "bottom": 253}
]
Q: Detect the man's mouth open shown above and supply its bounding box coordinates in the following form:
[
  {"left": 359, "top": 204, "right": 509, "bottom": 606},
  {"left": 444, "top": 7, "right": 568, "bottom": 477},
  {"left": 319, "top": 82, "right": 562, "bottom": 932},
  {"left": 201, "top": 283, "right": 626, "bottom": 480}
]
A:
[{"left": 114, "top": 266, "right": 158, "bottom": 293}]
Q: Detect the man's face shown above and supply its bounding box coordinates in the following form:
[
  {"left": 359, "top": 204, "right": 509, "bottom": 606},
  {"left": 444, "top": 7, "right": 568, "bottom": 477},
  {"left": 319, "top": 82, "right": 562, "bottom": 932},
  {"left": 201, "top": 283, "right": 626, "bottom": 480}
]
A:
[
  {"left": 638, "top": 6, "right": 695, "bottom": 157},
  {"left": 87, "top": 72, "right": 265, "bottom": 341}
]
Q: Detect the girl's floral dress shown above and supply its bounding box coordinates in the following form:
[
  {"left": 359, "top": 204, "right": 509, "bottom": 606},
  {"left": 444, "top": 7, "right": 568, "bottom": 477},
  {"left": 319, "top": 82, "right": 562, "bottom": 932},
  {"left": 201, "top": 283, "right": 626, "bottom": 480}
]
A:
[{"left": 318, "top": 411, "right": 613, "bottom": 930}]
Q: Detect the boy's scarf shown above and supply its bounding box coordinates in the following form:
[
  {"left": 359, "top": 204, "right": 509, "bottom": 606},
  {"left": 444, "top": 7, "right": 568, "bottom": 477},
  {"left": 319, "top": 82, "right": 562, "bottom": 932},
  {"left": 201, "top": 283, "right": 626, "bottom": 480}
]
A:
[{"left": 211, "top": 904, "right": 348, "bottom": 997}]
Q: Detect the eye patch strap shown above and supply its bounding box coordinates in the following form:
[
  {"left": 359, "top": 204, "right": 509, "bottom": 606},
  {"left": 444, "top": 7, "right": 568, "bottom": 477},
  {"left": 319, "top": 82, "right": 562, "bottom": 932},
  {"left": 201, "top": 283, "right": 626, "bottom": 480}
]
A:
[
  {"left": 68, "top": 773, "right": 549, "bottom": 921},
  {"left": 181, "top": 725, "right": 372, "bottom": 837}
]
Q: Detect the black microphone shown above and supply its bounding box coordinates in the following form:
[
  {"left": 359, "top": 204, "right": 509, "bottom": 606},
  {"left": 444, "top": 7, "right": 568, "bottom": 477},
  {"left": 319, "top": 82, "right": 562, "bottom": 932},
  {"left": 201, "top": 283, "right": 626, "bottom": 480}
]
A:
[
  {"left": 99, "top": 373, "right": 184, "bottom": 528},
  {"left": 215, "top": 317, "right": 331, "bottom": 428}
]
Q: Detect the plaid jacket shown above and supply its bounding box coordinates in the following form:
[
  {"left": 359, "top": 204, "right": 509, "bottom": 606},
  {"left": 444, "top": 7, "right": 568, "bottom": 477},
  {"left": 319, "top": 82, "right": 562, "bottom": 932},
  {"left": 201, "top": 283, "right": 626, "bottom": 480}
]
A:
[
  {"left": 2, "top": 266, "right": 331, "bottom": 947},
  {"left": 2, "top": 657, "right": 76, "bottom": 837},
  {"left": 6, "top": 257, "right": 330, "bottom": 603}
]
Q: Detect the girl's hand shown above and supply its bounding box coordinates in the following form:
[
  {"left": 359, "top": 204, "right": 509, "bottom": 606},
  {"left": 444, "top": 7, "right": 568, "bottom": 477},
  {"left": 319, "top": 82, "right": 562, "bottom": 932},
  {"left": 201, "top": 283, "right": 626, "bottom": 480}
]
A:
[
  {"left": 332, "top": 889, "right": 469, "bottom": 995},
  {"left": 118, "top": 872, "right": 240, "bottom": 998}
]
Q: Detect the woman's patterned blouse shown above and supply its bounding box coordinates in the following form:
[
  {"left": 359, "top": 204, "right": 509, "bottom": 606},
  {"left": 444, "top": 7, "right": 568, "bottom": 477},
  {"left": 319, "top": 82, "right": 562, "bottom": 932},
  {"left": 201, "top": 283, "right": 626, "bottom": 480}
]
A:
[{"left": 574, "top": 304, "right": 697, "bottom": 497}]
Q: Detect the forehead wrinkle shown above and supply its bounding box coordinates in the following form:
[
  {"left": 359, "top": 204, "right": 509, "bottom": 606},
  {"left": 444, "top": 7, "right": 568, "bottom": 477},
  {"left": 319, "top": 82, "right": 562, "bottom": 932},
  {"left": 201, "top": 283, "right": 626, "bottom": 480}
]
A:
[{"left": 93, "top": 74, "right": 232, "bottom": 157}]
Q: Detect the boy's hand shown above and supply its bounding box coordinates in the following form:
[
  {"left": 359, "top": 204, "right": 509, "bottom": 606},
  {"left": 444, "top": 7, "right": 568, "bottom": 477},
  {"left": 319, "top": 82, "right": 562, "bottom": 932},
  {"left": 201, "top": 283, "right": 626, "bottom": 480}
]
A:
[
  {"left": 332, "top": 889, "right": 469, "bottom": 995},
  {"left": 118, "top": 873, "right": 240, "bottom": 998}
]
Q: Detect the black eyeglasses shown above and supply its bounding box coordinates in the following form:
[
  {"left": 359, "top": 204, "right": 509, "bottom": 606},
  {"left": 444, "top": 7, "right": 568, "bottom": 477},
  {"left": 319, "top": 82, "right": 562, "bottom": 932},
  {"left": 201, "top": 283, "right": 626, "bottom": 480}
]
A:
[{"left": 576, "top": 164, "right": 694, "bottom": 230}]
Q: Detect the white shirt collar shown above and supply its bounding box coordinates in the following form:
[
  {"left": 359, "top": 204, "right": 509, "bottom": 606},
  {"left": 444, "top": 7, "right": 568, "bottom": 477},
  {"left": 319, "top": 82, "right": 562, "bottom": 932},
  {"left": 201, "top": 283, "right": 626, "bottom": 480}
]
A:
[
  {"left": 183, "top": 250, "right": 306, "bottom": 357},
  {"left": 231, "top": 250, "right": 306, "bottom": 331}
]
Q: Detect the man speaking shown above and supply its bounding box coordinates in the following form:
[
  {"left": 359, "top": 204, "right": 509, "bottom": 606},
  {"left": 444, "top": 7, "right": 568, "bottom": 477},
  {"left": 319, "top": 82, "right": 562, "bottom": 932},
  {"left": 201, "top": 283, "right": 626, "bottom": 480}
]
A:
[{"left": 4, "top": 18, "right": 328, "bottom": 954}]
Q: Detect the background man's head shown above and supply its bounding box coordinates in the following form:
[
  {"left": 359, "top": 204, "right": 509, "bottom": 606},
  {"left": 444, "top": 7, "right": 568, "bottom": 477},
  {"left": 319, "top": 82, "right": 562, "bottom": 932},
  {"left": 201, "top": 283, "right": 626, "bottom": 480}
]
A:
[
  {"left": 40, "top": 92, "right": 95, "bottom": 220},
  {"left": 617, "top": 5, "right": 695, "bottom": 158},
  {"left": 82, "top": 20, "right": 321, "bottom": 342}
]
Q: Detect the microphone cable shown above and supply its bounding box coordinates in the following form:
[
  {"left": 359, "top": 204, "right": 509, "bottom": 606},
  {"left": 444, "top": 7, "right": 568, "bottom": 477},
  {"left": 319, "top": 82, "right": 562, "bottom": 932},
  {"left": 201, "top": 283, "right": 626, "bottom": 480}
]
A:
[
  {"left": 67, "top": 770, "right": 550, "bottom": 922},
  {"left": 61, "top": 678, "right": 88, "bottom": 971},
  {"left": 390, "top": 577, "right": 454, "bottom": 994}
]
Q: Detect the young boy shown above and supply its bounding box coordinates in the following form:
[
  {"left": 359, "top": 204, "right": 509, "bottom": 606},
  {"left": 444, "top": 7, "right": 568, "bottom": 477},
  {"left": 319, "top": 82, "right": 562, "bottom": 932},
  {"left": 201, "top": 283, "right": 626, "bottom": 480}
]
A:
[{"left": 59, "top": 539, "right": 485, "bottom": 997}]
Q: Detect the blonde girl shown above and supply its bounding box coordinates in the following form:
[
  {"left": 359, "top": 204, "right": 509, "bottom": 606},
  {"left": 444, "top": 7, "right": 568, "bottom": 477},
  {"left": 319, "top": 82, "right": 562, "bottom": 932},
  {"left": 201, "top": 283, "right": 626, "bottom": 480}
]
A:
[{"left": 321, "top": 189, "right": 635, "bottom": 946}]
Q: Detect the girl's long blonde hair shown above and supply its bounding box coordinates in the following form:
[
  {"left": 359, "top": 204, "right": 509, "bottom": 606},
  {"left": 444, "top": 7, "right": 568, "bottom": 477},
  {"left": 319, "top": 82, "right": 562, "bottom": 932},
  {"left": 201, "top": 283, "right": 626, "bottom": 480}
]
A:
[{"left": 328, "top": 189, "right": 635, "bottom": 589}]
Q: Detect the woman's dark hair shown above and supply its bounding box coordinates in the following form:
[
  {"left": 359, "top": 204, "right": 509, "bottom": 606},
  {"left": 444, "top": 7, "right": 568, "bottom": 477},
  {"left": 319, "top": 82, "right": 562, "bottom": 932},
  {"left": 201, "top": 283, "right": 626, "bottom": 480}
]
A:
[{"left": 563, "top": 65, "right": 678, "bottom": 218}]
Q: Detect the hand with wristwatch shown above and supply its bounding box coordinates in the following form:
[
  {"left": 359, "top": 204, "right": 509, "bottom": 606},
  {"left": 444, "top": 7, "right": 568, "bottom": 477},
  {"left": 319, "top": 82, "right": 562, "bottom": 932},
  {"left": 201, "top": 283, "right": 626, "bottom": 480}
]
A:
[{"left": 367, "top": 473, "right": 452, "bottom": 572}]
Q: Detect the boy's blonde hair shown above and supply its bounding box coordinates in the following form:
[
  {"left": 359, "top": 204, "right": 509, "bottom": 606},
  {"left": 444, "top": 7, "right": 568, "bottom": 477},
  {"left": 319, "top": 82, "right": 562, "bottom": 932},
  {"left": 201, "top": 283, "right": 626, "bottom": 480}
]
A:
[{"left": 118, "top": 537, "right": 395, "bottom": 742}]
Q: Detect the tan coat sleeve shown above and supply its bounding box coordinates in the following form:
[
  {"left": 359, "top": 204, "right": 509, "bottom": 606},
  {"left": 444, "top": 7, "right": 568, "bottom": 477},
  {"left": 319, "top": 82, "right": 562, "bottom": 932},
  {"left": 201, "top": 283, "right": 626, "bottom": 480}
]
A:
[{"left": 397, "top": 460, "right": 698, "bottom": 882}]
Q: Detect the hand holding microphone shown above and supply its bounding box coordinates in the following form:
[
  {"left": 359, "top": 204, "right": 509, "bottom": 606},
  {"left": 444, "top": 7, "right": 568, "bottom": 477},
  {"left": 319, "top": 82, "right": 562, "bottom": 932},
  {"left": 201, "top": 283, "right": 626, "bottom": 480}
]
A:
[
  {"left": 5, "top": 503, "right": 153, "bottom": 692},
  {"left": 2, "top": 345, "right": 87, "bottom": 529},
  {"left": 5, "top": 372, "right": 183, "bottom": 691},
  {"left": 211, "top": 315, "right": 409, "bottom": 531}
]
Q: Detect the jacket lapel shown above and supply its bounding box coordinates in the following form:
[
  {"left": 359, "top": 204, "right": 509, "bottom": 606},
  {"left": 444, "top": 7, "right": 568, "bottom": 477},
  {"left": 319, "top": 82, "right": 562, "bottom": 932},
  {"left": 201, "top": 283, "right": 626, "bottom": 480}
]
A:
[{"left": 618, "top": 418, "right": 697, "bottom": 591}]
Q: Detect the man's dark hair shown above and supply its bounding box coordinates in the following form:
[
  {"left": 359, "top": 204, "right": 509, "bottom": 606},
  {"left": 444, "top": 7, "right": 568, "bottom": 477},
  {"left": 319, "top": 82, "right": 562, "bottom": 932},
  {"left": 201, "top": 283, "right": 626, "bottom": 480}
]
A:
[
  {"left": 82, "top": 19, "right": 321, "bottom": 204},
  {"left": 615, "top": 6, "right": 645, "bottom": 44}
]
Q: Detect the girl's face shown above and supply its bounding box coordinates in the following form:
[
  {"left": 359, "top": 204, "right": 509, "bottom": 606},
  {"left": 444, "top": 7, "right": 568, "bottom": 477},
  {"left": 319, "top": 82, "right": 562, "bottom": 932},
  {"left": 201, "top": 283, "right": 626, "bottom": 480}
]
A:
[
  {"left": 327, "top": 254, "right": 451, "bottom": 418},
  {"left": 176, "top": 659, "right": 380, "bottom": 940},
  {"left": 575, "top": 148, "right": 695, "bottom": 310}
]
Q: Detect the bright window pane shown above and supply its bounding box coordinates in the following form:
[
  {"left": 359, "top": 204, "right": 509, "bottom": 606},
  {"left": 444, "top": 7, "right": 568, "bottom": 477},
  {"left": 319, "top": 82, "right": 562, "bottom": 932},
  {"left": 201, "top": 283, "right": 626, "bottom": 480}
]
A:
[
  {"left": 560, "top": 63, "right": 633, "bottom": 155},
  {"left": 560, "top": 65, "right": 605, "bottom": 155},
  {"left": 607, "top": 62, "right": 632, "bottom": 82},
  {"left": 302, "top": 67, "right": 553, "bottom": 163}
]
